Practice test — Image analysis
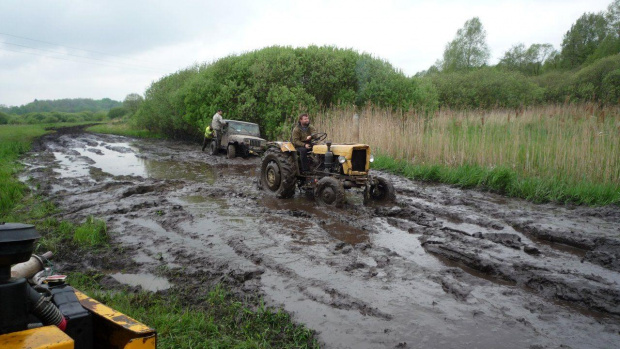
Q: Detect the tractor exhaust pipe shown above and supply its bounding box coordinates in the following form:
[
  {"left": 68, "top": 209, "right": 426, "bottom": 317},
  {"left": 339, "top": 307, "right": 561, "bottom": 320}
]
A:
[{"left": 325, "top": 141, "right": 334, "bottom": 170}]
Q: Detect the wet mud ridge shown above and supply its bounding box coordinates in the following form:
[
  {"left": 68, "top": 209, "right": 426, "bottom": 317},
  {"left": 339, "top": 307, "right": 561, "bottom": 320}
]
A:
[{"left": 21, "top": 130, "right": 620, "bottom": 349}]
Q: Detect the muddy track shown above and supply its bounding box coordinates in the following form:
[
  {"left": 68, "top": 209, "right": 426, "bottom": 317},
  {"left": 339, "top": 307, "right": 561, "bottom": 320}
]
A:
[{"left": 20, "top": 130, "right": 620, "bottom": 349}]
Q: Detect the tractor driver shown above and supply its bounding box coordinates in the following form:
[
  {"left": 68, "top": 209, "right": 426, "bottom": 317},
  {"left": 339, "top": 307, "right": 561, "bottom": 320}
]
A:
[{"left": 291, "top": 113, "right": 317, "bottom": 174}]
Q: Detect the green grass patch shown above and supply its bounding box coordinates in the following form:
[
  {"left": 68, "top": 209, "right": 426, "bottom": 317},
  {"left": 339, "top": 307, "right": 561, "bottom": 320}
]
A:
[
  {"left": 73, "top": 215, "right": 108, "bottom": 247},
  {"left": 0, "top": 125, "right": 52, "bottom": 215},
  {"left": 68, "top": 272, "right": 319, "bottom": 349},
  {"left": 87, "top": 122, "right": 164, "bottom": 139},
  {"left": 373, "top": 154, "right": 620, "bottom": 206}
]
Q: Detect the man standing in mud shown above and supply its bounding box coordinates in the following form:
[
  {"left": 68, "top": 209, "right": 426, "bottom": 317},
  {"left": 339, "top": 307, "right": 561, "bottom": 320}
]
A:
[
  {"left": 211, "top": 109, "right": 226, "bottom": 150},
  {"left": 291, "top": 113, "right": 316, "bottom": 174}
]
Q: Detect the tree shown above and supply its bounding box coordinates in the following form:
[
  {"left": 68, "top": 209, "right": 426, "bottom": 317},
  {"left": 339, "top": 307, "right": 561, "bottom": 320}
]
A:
[
  {"left": 499, "top": 43, "right": 556, "bottom": 75},
  {"left": 123, "top": 93, "right": 144, "bottom": 115},
  {"left": 442, "top": 17, "right": 490, "bottom": 72},
  {"left": 607, "top": 0, "right": 620, "bottom": 36},
  {"left": 560, "top": 12, "right": 609, "bottom": 68}
]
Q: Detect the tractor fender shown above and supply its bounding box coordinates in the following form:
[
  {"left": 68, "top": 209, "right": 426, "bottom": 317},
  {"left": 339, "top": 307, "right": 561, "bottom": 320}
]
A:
[{"left": 267, "top": 141, "right": 296, "bottom": 152}]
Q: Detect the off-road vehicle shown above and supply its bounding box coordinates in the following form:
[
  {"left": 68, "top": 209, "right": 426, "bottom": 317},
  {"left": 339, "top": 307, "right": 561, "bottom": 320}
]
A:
[
  {"left": 259, "top": 132, "right": 395, "bottom": 207},
  {"left": 209, "top": 120, "right": 267, "bottom": 158}
]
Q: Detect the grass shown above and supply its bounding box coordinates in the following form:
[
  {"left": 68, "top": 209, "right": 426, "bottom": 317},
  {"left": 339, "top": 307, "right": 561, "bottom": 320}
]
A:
[
  {"left": 68, "top": 272, "right": 319, "bottom": 348},
  {"left": 86, "top": 121, "right": 164, "bottom": 139},
  {"left": 73, "top": 215, "right": 108, "bottom": 247},
  {"left": 315, "top": 103, "right": 620, "bottom": 205},
  {"left": 0, "top": 124, "right": 53, "bottom": 215}
]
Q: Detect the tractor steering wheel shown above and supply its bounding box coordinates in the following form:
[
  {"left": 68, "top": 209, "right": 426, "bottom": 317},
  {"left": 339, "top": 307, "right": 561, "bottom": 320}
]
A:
[{"left": 311, "top": 132, "right": 327, "bottom": 144}]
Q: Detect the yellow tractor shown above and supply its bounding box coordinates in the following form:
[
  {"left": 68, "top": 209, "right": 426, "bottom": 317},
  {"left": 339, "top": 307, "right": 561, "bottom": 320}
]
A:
[
  {"left": 259, "top": 132, "right": 395, "bottom": 207},
  {"left": 0, "top": 223, "right": 156, "bottom": 349}
]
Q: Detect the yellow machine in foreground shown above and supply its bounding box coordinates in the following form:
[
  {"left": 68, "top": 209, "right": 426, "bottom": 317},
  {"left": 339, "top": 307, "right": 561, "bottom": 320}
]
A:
[
  {"left": 0, "top": 223, "right": 156, "bottom": 349},
  {"left": 259, "top": 132, "right": 395, "bottom": 207}
]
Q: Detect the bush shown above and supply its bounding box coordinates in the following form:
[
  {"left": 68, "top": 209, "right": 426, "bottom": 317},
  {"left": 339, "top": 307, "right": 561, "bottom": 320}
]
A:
[
  {"left": 533, "top": 54, "right": 620, "bottom": 104},
  {"left": 107, "top": 107, "right": 128, "bottom": 119},
  {"left": 0, "top": 112, "right": 9, "bottom": 125},
  {"left": 601, "top": 69, "right": 620, "bottom": 103},
  {"left": 429, "top": 67, "right": 544, "bottom": 108},
  {"left": 135, "top": 46, "right": 437, "bottom": 140},
  {"left": 572, "top": 54, "right": 620, "bottom": 102}
]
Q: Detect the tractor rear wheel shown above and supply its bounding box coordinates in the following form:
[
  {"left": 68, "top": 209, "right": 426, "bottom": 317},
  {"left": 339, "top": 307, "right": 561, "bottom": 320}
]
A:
[
  {"left": 365, "top": 176, "right": 395, "bottom": 204},
  {"left": 259, "top": 148, "right": 296, "bottom": 198},
  {"left": 314, "top": 177, "right": 345, "bottom": 207}
]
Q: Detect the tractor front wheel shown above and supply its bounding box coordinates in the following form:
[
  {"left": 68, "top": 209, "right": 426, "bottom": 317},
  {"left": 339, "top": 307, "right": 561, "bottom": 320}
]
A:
[
  {"left": 314, "top": 177, "right": 345, "bottom": 207},
  {"left": 364, "top": 176, "right": 395, "bottom": 204}
]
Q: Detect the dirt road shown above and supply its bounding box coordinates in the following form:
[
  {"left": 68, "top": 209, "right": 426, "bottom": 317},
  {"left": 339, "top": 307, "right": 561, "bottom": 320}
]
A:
[{"left": 21, "top": 129, "right": 620, "bottom": 348}]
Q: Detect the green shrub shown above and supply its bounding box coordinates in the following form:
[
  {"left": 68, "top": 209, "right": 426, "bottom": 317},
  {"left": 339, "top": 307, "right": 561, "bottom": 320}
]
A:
[
  {"left": 572, "top": 54, "right": 620, "bottom": 102},
  {"left": 107, "top": 107, "right": 128, "bottom": 119},
  {"left": 135, "top": 45, "right": 437, "bottom": 140},
  {"left": 429, "top": 67, "right": 544, "bottom": 108}
]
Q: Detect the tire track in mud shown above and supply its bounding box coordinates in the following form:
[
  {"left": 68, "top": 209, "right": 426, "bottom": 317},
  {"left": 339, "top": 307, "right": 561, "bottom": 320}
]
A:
[
  {"left": 385, "top": 178, "right": 620, "bottom": 317},
  {"left": 228, "top": 236, "right": 393, "bottom": 320},
  {"left": 20, "top": 130, "right": 620, "bottom": 349}
]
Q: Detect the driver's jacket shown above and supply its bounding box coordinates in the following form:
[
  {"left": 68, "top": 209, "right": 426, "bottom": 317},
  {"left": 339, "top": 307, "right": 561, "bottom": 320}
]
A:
[{"left": 291, "top": 123, "right": 317, "bottom": 148}]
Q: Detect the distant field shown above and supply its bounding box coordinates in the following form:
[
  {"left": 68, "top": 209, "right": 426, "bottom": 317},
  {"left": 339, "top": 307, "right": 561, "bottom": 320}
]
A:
[{"left": 315, "top": 104, "right": 620, "bottom": 205}]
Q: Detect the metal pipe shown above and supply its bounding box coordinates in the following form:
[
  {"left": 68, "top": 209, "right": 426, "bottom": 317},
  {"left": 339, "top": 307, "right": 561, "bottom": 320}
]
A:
[{"left": 11, "top": 252, "right": 53, "bottom": 279}]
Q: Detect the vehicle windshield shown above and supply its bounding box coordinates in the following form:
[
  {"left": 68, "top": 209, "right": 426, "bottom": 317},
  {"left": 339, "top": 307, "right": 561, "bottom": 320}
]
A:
[{"left": 227, "top": 122, "right": 260, "bottom": 136}]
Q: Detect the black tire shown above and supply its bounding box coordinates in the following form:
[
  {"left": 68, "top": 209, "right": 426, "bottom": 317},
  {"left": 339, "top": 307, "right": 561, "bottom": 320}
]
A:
[
  {"left": 314, "top": 177, "right": 345, "bottom": 207},
  {"left": 209, "top": 140, "right": 218, "bottom": 155},
  {"left": 365, "top": 176, "right": 395, "bottom": 203},
  {"left": 227, "top": 144, "right": 236, "bottom": 159},
  {"left": 259, "top": 148, "right": 297, "bottom": 198}
]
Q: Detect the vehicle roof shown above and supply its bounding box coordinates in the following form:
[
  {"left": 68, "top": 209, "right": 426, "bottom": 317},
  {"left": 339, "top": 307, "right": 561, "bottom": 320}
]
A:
[{"left": 224, "top": 119, "right": 259, "bottom": 126}]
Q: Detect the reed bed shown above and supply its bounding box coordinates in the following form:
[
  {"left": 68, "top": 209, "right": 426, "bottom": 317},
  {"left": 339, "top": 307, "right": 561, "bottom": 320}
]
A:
[{"left": 315, "top": 103, "right": 620, "bottom": 187}]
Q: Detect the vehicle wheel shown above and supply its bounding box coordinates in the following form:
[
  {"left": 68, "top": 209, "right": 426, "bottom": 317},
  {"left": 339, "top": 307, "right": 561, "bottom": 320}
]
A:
[
  {"left": 314, "top": 177, "right": 345, "bottom": 207},
  {"left": 209, "top": 140, "right": 218, "bottom": 155},
  {"left": 365, "top": 176, "right": 395, "bottom": 203},
  {"left": 259, "top": 148, "right": 297, "bottom": 198},
  {"left": 227, "top": 144, "right": 236, "bottom": 159}
]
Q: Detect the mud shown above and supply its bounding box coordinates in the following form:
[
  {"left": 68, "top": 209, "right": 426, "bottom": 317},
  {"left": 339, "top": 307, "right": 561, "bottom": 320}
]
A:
[{"left": 20, "top": 128, "right": 620, "bottom": 349}]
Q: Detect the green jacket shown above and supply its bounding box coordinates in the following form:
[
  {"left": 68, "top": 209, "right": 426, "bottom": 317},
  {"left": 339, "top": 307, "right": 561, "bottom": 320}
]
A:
[{"left": 291, "top": 123, "right": 316, "bottom": 148}]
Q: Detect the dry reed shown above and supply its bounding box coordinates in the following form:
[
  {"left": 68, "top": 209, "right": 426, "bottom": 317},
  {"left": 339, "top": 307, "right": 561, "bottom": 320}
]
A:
[{"left": 313, "top": 103, "right": 620, "bottom": 185}]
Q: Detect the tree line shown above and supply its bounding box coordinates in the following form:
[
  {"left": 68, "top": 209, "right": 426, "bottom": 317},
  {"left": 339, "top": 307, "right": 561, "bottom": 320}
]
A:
[
  {"left": 130, "top": 1, "right": 619, "bottom": 140},
  {"left": 420, "top": 1, "right": 620, "bottom": 107},
  {"left": 0, "top": 96, "right": 144, "bottom": 125},
  {"left": 0, "top": 98, "right": 121, "bottom": 115}
]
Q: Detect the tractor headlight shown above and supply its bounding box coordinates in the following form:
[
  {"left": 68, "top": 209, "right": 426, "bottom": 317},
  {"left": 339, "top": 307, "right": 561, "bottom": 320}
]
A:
[
  {"left": 369, "top": 154, "right": 375, "bottom": 163},
  {"left": 338, "top": 156, "right": 346, "bottom": 164}
]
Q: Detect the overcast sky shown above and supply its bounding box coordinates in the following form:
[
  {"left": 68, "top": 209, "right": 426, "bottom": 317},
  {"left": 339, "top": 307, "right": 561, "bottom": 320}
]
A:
[{"left": 0, "top": 0, "right": 612, "bottom": 107}]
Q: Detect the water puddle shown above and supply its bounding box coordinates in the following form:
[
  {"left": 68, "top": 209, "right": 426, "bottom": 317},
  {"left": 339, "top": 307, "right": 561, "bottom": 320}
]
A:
[
  {"left": 109, "top": 272, "right": 171, "bottom": 292},
  {"left": 528, "top": 235, "right": 588, "bottom": 258},
  {"left": 434, "top": 255, "right": 517, "bottom": 286},
  {"left": 53, "top": 141, "right": 216, "bottom": 182},
  {"left": 322, "top": 221, "right": 368, "bottom": 244}
]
